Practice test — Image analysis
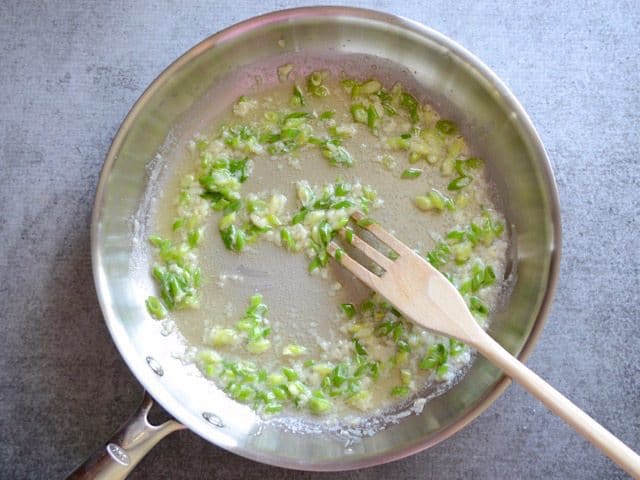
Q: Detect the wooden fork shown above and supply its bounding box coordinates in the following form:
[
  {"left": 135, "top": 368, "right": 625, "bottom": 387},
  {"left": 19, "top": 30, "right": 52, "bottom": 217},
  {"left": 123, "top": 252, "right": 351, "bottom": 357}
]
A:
[{"left": 327, "top": 212, "right": 640, "bottom": 478}]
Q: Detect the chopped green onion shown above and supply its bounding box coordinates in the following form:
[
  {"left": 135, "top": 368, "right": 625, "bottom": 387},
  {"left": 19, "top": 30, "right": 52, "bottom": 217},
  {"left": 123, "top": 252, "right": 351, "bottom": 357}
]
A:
[
  {"left": 391, "top": 385, "right": 410, "bottom": 396},
  {"left": 208, "top": 328, "right": 238, "bottom": 347},
  {"left": 318, "top": 220, "right": 333, "bottom": 244},
  {"left": 308, "top": 396, "right": 332, "bottom": 415},
  {"left": 247, "top": 338, "right": 271, "bottom": 354},
  {"left": 408, "top": 151, "right": 424, "bottom": 164},
  {"left": 466, "top": 157, "right": 483, "bottom": 169},
  {"left": 388, "top": 135, "right": 411, "bottom": 150},
  {"left": 449, "top": 338, "right": 465, "bottom": 357},
  {"left": 271, "top": 385, "right": 288, "bottom": 400},
  {"left": 308, "top": 256, "right": 322, "bottom": 273},
  {"left": 435, "top": 119, "right": 457, "bottom": 135},
  {"left": 376, "top": 89, "right": 396, "bottom": 115},
  {"left": 350, "top": 104, "right": 368, "bottom": 124},
  {"left": 307, "top": 71, "right": 329, "bottom": 97},
  {"left": 285, "top": 111, "right": 309, "bottom": 123},
  {"left": 172, "top": 218, "right": 185, "bottom": 231},
  {"left": 145, "top": 296, "right": 167, "bottom": 319},
  {"left": 436, "top": 364, "right": 449, "bottom": 377},
  {"left": 353, "top": 338, "right": 368, "bottom": 356},
  {"left": 400, "top": 92, "right": 420, "bottom": 123},
  {"left": 218, "top": 212, "right": 236, "bottom": 231},
  {"left": 309, "top": 71, "right": 323, "bottom": 86},
  {"left": 331, "top": 199, "right": 355, "bottom": 210},
  {"left": 341, "top": 303, "right": 357, "bottom": 318},
  {"left": 401, "top": 168, "right": 422, "bottom": 179},
  {"left": 346, "top": 390, "right": 372, "bottom": 409},
  {"left": 396, "top": 338, "right": 410, "bottom": 353},
  {"left": 220, "top": 224, "right": 247, "bottom": 252},
  {"left": 344, "top": 227, "right": 354, "bottom": 244},
  {"left": 448, "top": 176, "right": 472, "bottom": 191},
  {"left": 334, "top": 182, "right": 352, "bottom": 196},
  {"left": 341, "top": 78, "right": 358, "bottom": 96},
  {"left": 453, "top": 157, "right": 483, "bottom": 177},
  {"left": 291, "top": 208, "right": 308, "bottom": 225},
  {"left": 360, "top": 79, "right": 382, "bottom": 95},
  {"left": 282, "top": 367, "right": 298, "bottom": 381},
  {"left": 267, "top": 373, "right": 287, "bottom": 386},
  {"left": 322, "top": 142, "right": 353, "bottom": 167},
  {"left": 291, "top": 84, "right": 305, "bottom": 106},
  {"left": 446, "top": 229, "right": 466, "bottom": 243},
  {"left": 452, "top": 241, "right": 473, "bottom": 264},
  {"left": 282, "top": 344, "right": 307, "bottom": 356},
  {"left": 264, "top": 402, "right": 283, "bottom": 414},
  {"left": 414, "top": 189, "right": 455, "bottom": 212},
  {"left": 330, "top": 363, "right": 348, "bottom": 387},
  {"left": 367, "top": 104, "right": 379, "bottom": 131},
  {"left": 229, "top": 383, "right": 255, "bottom": 402},
  {"left": 229, "top": 158, "right": 249, "bottom": 183},
  {"left": 469, "top": 296, "right": 489, "bottom": 316},
  {"left": 470, "top": 262, "right": 496, "bottom": 291},
  {"left": 357, "top": 217, "right": 375, "bottom": 228},
  {"left": 280, "top": 228, "right": 296, "bottom": 251},
  {"left": 197, "top": 349, "right": 221, "bottom": 366},
  {"left": 484, "top": 265, "right": 496, "bottom": 285},
  {"left": 419, "top": 343, "right": 448, "bottom": 371},
  {"left": 313, "top": 197, "right": 331, "bottom": 209}
]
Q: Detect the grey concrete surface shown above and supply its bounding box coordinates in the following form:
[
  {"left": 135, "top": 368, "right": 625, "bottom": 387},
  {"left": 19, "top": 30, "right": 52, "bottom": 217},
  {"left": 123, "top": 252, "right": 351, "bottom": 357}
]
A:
[{"left": 0, "top": 1, "right": 638, "bottom": 479}]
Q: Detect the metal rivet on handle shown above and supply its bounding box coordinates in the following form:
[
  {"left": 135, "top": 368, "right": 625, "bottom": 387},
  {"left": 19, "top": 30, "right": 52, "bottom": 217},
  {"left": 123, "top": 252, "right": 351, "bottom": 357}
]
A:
[
  {"left": 106, "top": 443, "right": 130, "bottom": 466},
  {"left": 202, "top": 412, "right": 224, "bottom": 427},
  {"left": 146, "top": 356, "right": 164, "bottom": 376}
]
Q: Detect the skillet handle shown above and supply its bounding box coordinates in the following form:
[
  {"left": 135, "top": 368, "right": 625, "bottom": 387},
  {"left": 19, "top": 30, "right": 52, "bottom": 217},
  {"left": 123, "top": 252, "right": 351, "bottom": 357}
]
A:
[{"left": 66, "top": 392, "right": 185, "bottom": 480}]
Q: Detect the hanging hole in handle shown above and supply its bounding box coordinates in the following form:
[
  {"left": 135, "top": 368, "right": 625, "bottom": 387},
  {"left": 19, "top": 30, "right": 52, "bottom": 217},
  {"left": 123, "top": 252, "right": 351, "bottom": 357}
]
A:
[{"left": 145, "top": 396, "right": 175, "bottom": 428}]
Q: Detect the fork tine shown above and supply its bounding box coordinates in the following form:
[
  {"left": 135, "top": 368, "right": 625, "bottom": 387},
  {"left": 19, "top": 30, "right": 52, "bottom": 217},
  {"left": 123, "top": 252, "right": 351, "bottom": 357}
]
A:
[
  {"left": 339, "top": 230, "right": 394, "bottom": 270},
  {"left": 351, "top": 212, "right": 413, "bottom": 255},
  {"left": 327, "top": 241, "right": 383, "bottom": 291}
]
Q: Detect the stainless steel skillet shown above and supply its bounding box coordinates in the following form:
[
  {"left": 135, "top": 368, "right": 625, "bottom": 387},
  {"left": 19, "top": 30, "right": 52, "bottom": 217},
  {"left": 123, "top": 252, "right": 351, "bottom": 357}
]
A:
[{"left": 70, "top": 6, "right": 560, "bottom": 478}]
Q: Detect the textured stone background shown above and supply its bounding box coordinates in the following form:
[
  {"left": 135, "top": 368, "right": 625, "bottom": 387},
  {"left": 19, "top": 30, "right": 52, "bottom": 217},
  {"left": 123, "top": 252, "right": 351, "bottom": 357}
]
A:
[{"left": 0, "top": 1, "right": 638, "bottom": 479}]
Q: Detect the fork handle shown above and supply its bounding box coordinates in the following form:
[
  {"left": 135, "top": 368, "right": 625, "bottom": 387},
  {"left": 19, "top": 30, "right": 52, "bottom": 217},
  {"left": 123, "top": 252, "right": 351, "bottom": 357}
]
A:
[{"left": 473, "top": 330, "right": 640, "bottom": 478}]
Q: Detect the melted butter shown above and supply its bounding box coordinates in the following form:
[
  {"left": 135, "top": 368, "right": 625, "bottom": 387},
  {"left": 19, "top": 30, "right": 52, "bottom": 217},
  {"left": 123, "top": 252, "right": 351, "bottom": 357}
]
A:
[{"left": 148, "top": 77, "right": 508, "bottom": 416}]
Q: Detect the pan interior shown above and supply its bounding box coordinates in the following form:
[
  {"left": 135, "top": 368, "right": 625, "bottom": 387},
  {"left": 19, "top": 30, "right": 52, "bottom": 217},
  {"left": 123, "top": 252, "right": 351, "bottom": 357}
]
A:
[{"left": 93, "top": 7, "right": 558, "bottom": 470}]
